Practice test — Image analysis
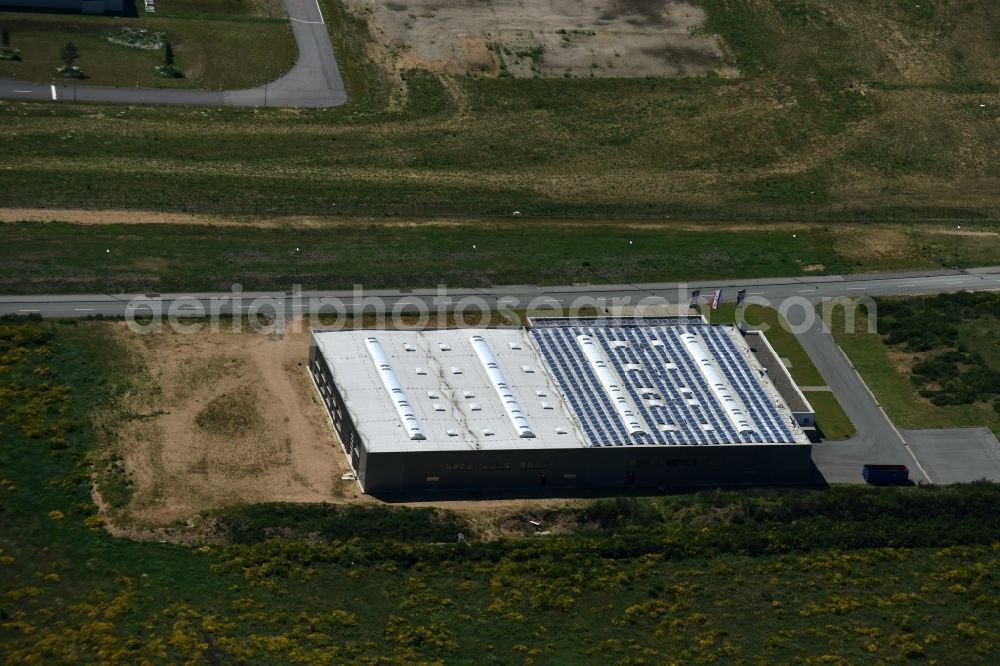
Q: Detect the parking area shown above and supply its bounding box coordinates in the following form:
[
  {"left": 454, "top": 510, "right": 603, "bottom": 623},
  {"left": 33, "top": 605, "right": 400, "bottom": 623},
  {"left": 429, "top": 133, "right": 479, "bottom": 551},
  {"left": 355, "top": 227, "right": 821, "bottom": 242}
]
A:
[{"left": 904, "top": 427, "right": 1000, "bottom": 484}]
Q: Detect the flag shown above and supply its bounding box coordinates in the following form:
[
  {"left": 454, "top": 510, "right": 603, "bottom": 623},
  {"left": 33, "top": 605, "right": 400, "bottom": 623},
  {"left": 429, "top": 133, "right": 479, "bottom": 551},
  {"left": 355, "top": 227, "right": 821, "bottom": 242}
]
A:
[
  {"left": 711, "top": 288, "right": 722, "bottom": 310},
  {"left": 736, "top": 288, "right": 747, "bottom": 307},
  {"left": 688, "top": 289, "right": 700, "bottom": 309}
]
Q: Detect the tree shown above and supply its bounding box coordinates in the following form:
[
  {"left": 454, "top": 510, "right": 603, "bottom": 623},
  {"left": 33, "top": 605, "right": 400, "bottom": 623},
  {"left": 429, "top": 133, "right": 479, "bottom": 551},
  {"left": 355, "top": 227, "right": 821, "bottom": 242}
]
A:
[
  {"left": 59, "top": 41, "right": 79, "bottom": 69},
  {"left": 163, "top": 38, "right": 174, "bottom": 67},
  {"left": 2, "top": 28, "right": 9, "bottom": 48}
]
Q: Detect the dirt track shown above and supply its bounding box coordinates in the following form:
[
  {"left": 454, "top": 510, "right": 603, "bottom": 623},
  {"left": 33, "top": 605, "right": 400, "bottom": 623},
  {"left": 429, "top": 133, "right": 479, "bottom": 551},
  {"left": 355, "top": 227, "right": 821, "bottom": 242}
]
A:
[{"left": 4, "top": 208, "right": 994, "bottom": 244}]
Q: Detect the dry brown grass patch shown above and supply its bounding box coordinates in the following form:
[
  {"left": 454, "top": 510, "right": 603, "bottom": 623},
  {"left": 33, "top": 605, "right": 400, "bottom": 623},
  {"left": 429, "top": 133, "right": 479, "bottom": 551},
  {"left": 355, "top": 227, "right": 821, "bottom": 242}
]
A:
[{"left": 98, "top": 321, "right": 357, "bottom": 527}]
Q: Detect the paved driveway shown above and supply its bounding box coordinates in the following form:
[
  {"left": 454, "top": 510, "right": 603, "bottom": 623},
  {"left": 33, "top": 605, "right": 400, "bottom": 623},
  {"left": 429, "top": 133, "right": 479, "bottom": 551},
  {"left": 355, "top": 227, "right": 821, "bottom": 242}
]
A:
[{"left": 782, "top": 308, "right": 929, "bottom": 484}]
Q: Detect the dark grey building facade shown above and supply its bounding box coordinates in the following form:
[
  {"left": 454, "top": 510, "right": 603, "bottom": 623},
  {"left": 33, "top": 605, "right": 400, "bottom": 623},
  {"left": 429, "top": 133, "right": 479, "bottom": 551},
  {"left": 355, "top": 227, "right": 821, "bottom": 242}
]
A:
[
  {"left": 3, "top": 0, "right": 125, "bottom": 14},
  {"left": 309, "top": 335, "right": 815, "bottom": 495}
]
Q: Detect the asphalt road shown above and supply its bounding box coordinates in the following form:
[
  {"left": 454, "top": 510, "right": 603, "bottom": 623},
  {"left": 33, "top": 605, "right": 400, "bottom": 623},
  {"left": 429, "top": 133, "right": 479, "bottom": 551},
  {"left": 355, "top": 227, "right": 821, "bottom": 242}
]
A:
[
  {"left": 3, "top": 265, "right": 998, "bottom": 486},
  {"left": 2, "top": 266, "right": 997, "bottom": 319},
  {"left": 0, "top": 0, "right": 346, "bottom": 108}
]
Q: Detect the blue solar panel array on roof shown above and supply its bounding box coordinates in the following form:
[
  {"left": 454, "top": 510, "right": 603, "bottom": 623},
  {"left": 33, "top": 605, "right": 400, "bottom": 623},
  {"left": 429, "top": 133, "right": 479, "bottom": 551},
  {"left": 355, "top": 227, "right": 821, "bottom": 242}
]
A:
[
  {"left": 530, "top": 316, "right": 704, "bottom": 328},
  {"left": 529, "top": 320, "right": 797, "bottom": 447}
]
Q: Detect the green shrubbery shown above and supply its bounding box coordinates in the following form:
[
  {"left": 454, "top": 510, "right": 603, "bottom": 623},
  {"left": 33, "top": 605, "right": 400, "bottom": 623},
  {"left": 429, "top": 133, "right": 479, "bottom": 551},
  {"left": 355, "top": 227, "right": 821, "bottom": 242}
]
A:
[
  {"left": 55, "top": 40, "right": 86, "bottom": 79},
  {"left": 0, "top": 26, "right": 21, "bottom": 61},
  {"left": 102, "top": 27, "right": 167, "bottom": 51},
  {"left": 155, "top": 38, "right": 183, "bottom": 79},
  {"left": 218, "top": 503, "right": 468, "bottom": 544},
  {"left": 212, "top": 483, "right": 1000, "bottom": 568},
  {"left": 877, "top": 292, "right": 1000, "bottom": 406}
]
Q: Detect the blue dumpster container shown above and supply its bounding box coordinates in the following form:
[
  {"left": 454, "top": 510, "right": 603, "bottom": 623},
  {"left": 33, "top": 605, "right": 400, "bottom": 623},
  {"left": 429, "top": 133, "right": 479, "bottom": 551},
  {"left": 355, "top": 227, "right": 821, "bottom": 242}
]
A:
[{"left": 862, "top": 464, "right": 909, "bottom": 484}]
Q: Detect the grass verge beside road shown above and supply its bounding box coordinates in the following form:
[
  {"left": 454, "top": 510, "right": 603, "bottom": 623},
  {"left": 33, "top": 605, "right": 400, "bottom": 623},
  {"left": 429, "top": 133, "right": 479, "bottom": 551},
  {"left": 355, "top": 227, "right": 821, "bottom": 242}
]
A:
[
  {"left": 803, "top": 391, "right": 856, "bottom": 441},
  {"left": 833, "top": 295, "right": 1000, "bottom": 438},
  {"left": 0, "top": 9, "right": 295, "bottom": 89},
  {"left": 0, "top": 219, "right": 848, "bottom": 293},
  {"left": 2, "top": 218, "right": 999, "bottom": 295}
]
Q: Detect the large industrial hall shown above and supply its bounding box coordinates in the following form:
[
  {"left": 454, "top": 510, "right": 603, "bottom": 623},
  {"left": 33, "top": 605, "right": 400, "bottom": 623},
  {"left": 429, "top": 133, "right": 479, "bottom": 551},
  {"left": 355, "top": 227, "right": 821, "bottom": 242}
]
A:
[{"left": 309, "top": 317, "right": 815, "bottom": 494}]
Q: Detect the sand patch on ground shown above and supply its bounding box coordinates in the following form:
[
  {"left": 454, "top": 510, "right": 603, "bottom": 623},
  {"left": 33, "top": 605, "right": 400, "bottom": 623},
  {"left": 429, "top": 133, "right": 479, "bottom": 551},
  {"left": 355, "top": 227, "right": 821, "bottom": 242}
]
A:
[
  {"left": 347, "top": 0, "right": 734, "bottom": 79},
  {"left": 925, "top": 227, "right": 1000, "bottom": 238},
  {"left": 0, "top": 208, "right": 845, "bottom": 232},
  {"left": 100, "top": 320, "right": 359, "bottom": 527},
  {"left": 832, "top": 225, "right": 915, "bottom": 263},
  {"left": 0, "top": 208, "right": 239, "bottom": 227}
]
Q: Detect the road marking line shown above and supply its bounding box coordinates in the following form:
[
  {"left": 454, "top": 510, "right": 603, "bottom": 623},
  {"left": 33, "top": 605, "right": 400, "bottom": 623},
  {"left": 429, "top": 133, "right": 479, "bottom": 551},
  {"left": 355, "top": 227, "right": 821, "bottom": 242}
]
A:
[
  {"left": 904, "top": 441, "right": 934, "bottom": 485},
  {"left": 13, "top": 89, "right": 32, "bottom": 93},
  {"left": 944, "top": 280, "right": 967, "bottom": 284},
  {"left": 847, "top": 287, "right": 866, "bottom": 290},
  {"left": 899, "top": 284, "right": 917, "bottom": 287},
  {"left": 312, "top": 0, "right": 326, "bottom": 23},
  {"left": 74, "top": 308, "right": 94, "bottom": 312},
  {"left": 18, "top": 309, "right": 39, "bottom": 313},
  {"left": 749, "top": 291, "right": 764, "bottom": 295},
  {"left": 50, "top": 84, "right": 57, "bottom": 101},
  {"left": 797, "top": 289, "right": 814, "bottom": 293},
  {"left": 290, "top": 17, "right": 323, "bottom": 23},
  {"left": 833, "top": 343, "right": 934, "bottom": 484}
]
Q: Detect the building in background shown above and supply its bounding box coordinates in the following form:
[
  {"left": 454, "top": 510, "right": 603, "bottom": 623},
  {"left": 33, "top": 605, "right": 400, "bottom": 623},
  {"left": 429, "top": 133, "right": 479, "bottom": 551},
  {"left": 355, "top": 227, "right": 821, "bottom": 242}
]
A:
[
  {"left": 2, "top": 1, "right": 125, "bottom": 15},
  {"left": 309, "top": 317, "right": 815, "bottom": 494}
]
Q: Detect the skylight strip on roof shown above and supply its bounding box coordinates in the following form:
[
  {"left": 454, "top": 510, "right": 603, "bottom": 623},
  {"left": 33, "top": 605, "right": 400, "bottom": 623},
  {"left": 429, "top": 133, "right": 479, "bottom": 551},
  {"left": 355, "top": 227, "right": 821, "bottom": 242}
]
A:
[
  {"left": 364, "top": 336, "right": 426, "bottom": 441},
  {"left": 469, "top": 334, "right": 536, "bottom": 439},
  {"left": 678, "top": 331, "right": 756, "bottom": 437},
  {"left": 575, "top": 334, "right": 647, "bottom": 436}
]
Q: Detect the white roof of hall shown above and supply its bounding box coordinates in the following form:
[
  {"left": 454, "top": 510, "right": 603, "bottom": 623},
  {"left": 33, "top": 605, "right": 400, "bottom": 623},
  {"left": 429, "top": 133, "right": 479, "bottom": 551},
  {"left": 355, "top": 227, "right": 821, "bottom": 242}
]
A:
[{"left": 312, "top": 328, "right": 587, "bottom": 453}]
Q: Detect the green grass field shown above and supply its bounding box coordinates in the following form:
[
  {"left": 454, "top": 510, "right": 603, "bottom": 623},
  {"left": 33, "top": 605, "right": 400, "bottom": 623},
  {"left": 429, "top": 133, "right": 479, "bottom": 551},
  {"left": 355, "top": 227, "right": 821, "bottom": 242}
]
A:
[
  {"left": 0, "top": 0, "right": 997, "bottom": 218},
  {"left": 837, "top": 332, "right": 1000, "bottom": 439},
  {"left": 3, "top": 219, "right": 1000, "bottom": 295},
  {"left": 3, "top": 318, "right": 1000, "bottom": 663},
  {"left": 804, "top": 391, "right": 856, "bottom": 440},
  {"left": 0, "top": 6, "right": 295, "bottom": 89},
  {"left": 0, "top": 220, "right": 856, "bottom": 293},
  {"left": 834, "top": 294, "right": 1000, "bottom": 437},
  {"left": 150, "top": 0, "right": 287, "bottom": 19}
]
